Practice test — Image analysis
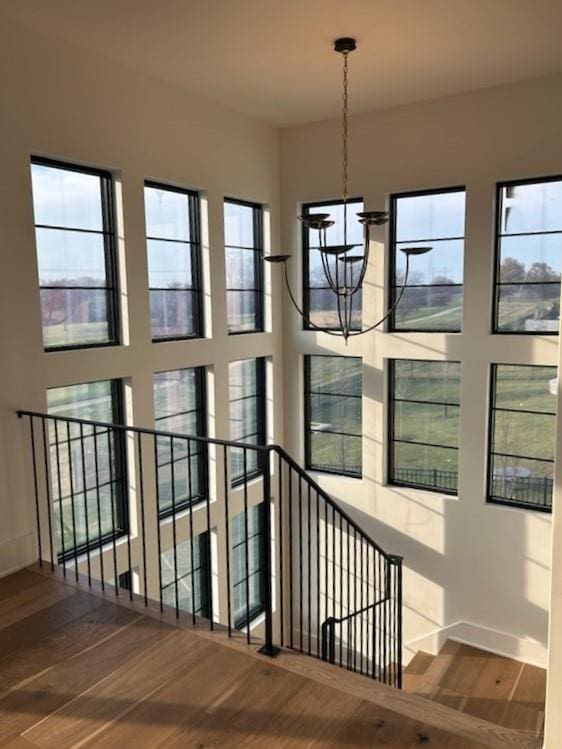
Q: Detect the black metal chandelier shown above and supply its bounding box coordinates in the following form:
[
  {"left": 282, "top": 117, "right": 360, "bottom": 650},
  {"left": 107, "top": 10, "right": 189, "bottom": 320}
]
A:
[{"left": 264, "top": 37, "right": 432, "bottom": 341}]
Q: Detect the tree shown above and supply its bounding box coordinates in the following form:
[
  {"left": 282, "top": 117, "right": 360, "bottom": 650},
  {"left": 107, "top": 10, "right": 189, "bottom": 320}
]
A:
[
  {"left": 526, "top": 261, "right": 560, "bottom": 283},
  {"left": 500, "top": 257, "right": 526, "bottom": 283}
]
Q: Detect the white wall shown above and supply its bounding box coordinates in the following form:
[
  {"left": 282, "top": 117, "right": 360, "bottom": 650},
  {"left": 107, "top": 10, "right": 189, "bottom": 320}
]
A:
[
  {"left": 0, "top": 16, "right": 283, "bottom": 577},
  {"left": 280, "top": 74, "right": 562, "bottom": 666}
]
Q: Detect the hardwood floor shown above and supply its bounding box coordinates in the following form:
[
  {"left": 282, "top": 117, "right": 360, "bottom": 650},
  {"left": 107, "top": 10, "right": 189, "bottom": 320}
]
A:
[
  {"left": 403, "top": 640, "right": 546, "bottom": 735},
  {"left": 0, "top": 569, "right": 543, "bottom": 748}
]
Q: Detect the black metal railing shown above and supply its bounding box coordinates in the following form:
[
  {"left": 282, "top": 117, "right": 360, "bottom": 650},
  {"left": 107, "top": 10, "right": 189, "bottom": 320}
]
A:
[{"left": 18, "top": 409, "right": 402, "bottom": 686}]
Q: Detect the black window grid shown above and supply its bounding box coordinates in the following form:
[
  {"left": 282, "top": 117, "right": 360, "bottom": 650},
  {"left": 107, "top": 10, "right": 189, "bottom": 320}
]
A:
[
  {"left": 160, "top": 531, "right": 211, "bottom": 618},
  {"left": 389, "top": 186, "right": 466, "bottom": 333},
  {"left": 492, "top": 176, "right": 562, "bottom": 336},
  {"left": 304, "top": 355, "right": 363, "bottom": 478},
  {"left": 225, "top": 197, "right": 265, "bottom": 335},
  {"left": 145, "top": 181, "right": 204, "bottom": 342},
  {"left": 154, "top": 367, "right": 208, "bottom": 519},
  {"left": 229, "top": 358, "right": 267, "bottom": 486},
  {"left": 486, "top": 363, "right": 555, "bottom": 512},
  {"left": 49, "top": 379, "right": 128, "bottom": 562},
  {"left": 388, "top": 359, "right": 460, "bottom": 495},
  {"left": 302, "top": 197, "right": 364, "bottom": 333},
  {"left": 232, "top": 503, "right": 265, "bottom": 629},
  {"left": 32, "top": 157, "right": 121, "bottom": 352}
]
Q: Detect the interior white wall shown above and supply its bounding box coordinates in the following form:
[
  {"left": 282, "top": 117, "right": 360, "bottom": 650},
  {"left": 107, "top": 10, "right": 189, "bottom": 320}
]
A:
[
  {"left": 0, "top": 16, "right": 283, "bottom": 577},
  {"left": 280, "top": 74, "right": 562, "bottom": 667}
]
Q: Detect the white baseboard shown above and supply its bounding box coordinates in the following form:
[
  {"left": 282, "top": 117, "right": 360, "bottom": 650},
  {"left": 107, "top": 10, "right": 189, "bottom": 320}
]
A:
[
  {"left": 0, "top": 533, "right": 36, "bottom": 578},
  {"left": 405, "top": 619, "right": 547, "bottom": 669}
]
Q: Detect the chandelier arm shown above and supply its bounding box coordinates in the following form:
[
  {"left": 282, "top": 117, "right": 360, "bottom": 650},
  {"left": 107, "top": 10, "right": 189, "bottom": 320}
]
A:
[
  {"left": 282, "top": 262, "right": 344, "bottom": 337},
  {"left": 346, "top": 254, "right": 411, "bottom": 336},
  {"left": 346, "top": 224, "right": 371, "bottom": 297},
  {"left": 319, "top": 249, "right": 342, "bottom": 295}
]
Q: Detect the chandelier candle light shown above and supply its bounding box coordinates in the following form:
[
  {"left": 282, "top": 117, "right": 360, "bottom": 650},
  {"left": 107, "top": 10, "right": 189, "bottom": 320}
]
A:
[{"left": 264, "top": 37, "right": 432, "bottom": 341}]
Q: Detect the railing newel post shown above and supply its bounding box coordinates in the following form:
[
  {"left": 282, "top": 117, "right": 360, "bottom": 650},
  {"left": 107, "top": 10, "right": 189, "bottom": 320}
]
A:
[{"left": 258, "top": 446, "right": 280, "bottom": 658}]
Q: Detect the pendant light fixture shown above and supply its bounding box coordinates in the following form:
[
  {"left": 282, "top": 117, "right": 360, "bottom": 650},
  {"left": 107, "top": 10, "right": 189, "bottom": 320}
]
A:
[{"left": 264, "top": 37, "right": 432, "bottom": 341}]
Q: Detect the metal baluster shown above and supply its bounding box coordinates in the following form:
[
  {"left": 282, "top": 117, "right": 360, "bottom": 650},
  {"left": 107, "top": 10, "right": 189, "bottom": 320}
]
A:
[
  {"left": 187, "top": 438, "right": 196, "bottom": 627},
  {"left": 243, "top": 448, "right": 250, "bottom": 644},
  {"left": 224, "top": 445, "right": 232, "bottom": 637},
  {"left": 107, "top": 427, "right": 118, "bottom": 595},
  {"left": 288, "top": 466, "right": 294, "bottom": 650},
  {"left": 339, "top": 512, "right": 343, "bottom": 666},
  {"left": 360, "top": 534, "right": 364, "bottom": 674},
  {"left": 137, "top": 433, "right": 148, "bottom": 607},
  {"left": 170, "top": 436, "right": 179, "bottom": 618},
  {"left": 29, "top": 417, "right": 42, "bottom": 567},
  {"left": 258, "top": 448, "right": 278, "bottom": 657},
  {"left": 324, "top": 497, "right": 328, "bottom": 636},
  {"left": 347, "top": 520, "right": 350, "bottom": 669},
  {"left": 41, "top": 418, "right": 55, "bottom": 571},
  {"left": 316, "top": 490, "right": 320, "bottom": 657},
  {"left": 298, "top": 475, "right": 303, "bottom": 652},
  {"left": 93, "top": 426, "right": 105, "bottom": 590},
  {"left": 204, "top": 441, "right": 213, "bottom": 630},
  {"left": 66, "top": 422, "right": 79, "bottom": 582},
  {"left": 307, "top": 483, "right": 312, "bottom": 656},
  {"left": 353, "top": 527, "right": 357, "bottom": 672},
  {"left": 54, "top": 421, "right": 67, "bottom": 575},
  {"left": 153, "top": 435, "right": 163, "bottom": 612},
  {"left": 79, "top": 423, "right": 91, "bottom": 585},
  {"left": 125, "top": 430, "right": 133, "bottom": 602},
  {"left": 278, "top": 451, "right": 284, "bottom": 647}
]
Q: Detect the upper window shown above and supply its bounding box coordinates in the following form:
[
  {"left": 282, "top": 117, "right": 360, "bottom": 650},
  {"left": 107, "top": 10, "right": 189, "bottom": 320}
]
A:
[
  {"left": 304, "top": 355, "right": 362, "bottom": 477},
  {"left": 228, "top": 358, "right": 266, "bottom": 483},
  {"left": 144, "top": 182, "right": 203, "bottom": 341},
  {"left": 47, "top": 379, "right": 126, "bottom": 559},
  {"left": 224, "top": 199, "right": 264, "bottom": 334},
  {"left": 488, "top": 364, "right": 557, "bottom": 511},
  {"left": 302, "top": 199, "right": 364, "bottom": 332},
  {"left": 31, "top": 159, "right": 119, "bottom": 350},
  {"left": 232, "top": 503, "right": 265, "bottom": 628},
  {"left": 153, "top": 367, "right": 207, "bottom": 517},
  {"left": 390, "top": 188, "right": 465, "bottom": 332},
  {"left": 389, "top": 360, "right": 461, "bottom": 494},
  {"left": 160, "top": 531, "right": 211, "bottom": 617},
  {"left": 493, "top": 178, "right": 562, "bottom": 334}
]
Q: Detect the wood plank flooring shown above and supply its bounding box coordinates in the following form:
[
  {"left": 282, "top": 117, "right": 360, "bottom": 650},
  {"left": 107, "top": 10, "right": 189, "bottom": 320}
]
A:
[
  {"left": 403, "top": 640, "right": 546, "bottom": 736},
  {"left": 0, "top": 569, "right": 543, "bottom": 748}
]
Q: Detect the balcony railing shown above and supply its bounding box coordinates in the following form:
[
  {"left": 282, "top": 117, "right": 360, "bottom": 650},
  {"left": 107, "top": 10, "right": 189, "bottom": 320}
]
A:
[{"left": 18, "top": 409, "right": 403, "bottom": 687}]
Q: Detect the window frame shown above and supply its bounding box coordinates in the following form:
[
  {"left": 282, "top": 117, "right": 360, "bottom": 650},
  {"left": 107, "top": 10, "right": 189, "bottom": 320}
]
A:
[
  {"left": 492, "top": 175, "right": 562, "bottom": 336},
  {"left": 301, "top": 197, "right": 364, "bottom": 333},
  {"left": 145, "top": 180, "right": 204, "bottom": 343},
  {"left": 387, "top": 358, "right": 460, "bottom": 496},
  {"left": 224, "top": 197, "right": 265, "bottom": 335},
  {"left": 486, "top": 363, "right": 555, "bottom": 513},
  {"left": 48, "top": 378, "right": 128, "bottom": 562},
  {"left": 229, "top": 357, "right": 267, "bottom": 487},
  {"left": 303, "top": 354, "right": 363, "bottom": 479},
  {"left": 232, "top": 502, "right": 265, "bottom": 629},
  {"left": 31, "top": 156, "right": 121, "bottom": 353},
  {"left": 153, "top": 366, "right": 208, "bottom": 519},
  {"left": 160, "top": 531, "right": 211, "bottom": 618},
  {"left": 388, "top": 185, "right": 466, "bottom": 334}
]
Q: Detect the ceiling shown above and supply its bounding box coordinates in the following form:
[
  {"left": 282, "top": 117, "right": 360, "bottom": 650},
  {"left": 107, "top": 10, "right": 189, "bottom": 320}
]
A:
[{"left": 3, "top": 0, "right": 562, "bottom": 127}]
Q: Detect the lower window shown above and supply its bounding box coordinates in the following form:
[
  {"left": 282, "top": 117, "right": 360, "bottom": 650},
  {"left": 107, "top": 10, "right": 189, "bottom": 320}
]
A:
[
  {"left": 232, "top": 503, "right": 265, "bottom": 628},
  {"left": 488, "top": 364, "right": 556, "bottom": 511},
  {"left": 46, "top": 379, "right": 127, "bottom": 560},
  {"left": 388, "top": 359, "right": 460, "bottom": 494},
  {"left": 160, "top": 532, "right": 211, "bottom": 617},
  {"left": 304, "top": 355, "right": 362, "bottom": 477}
]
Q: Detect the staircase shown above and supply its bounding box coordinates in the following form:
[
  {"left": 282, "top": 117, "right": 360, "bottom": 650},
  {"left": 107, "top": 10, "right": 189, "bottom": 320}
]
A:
[{"left": 404, "top": 640, "right": 546, "bottom": 740}]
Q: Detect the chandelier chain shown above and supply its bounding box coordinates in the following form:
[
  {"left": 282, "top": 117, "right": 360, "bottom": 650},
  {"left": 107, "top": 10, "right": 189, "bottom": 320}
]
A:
[{"left": 342, "top": 51, "right": 349, "bottom": 203}]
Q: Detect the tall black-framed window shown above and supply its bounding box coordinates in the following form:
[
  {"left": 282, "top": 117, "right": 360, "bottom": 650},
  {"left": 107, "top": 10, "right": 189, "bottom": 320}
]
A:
[
  {"left": 153, "top": 367, "right": 207, "bottom": 517},
  {"left": 493, "top": 177, "right": 562, "bottom": 334},
  {"left": 46, "top": 379, "right": 127, "bottom": 559},
  {"left": 302, "top": 198, "right": 364, "bottom": 332},
  {"left": 30, "top": 158, "right": 120, "bottom": 351},
  {"left": 144, "top": 182, "right": 203, "bottom": 341},
  {"left": 232, "top": 503, "right": 265, "bottom": 628},
  {"left": 304, "top": 355, "right": 362, "bottom": 478},
  {"left": 228, "top": 358, "right": 266, "bottom": 484},
  {"left": 224, "top": 198, "right": 264, "bottom": 334},
  {"left": 160, "top": 531, "right": 211, "bottom": 617},
  {"left": 390, "top": 188, "right": 465, "bottom": 332},
  {"left": 388, "top": 360, "right": 460, "bottom": 494},
  {"left": 488, "top": 364, "right": 557, "bottom": 511}
]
